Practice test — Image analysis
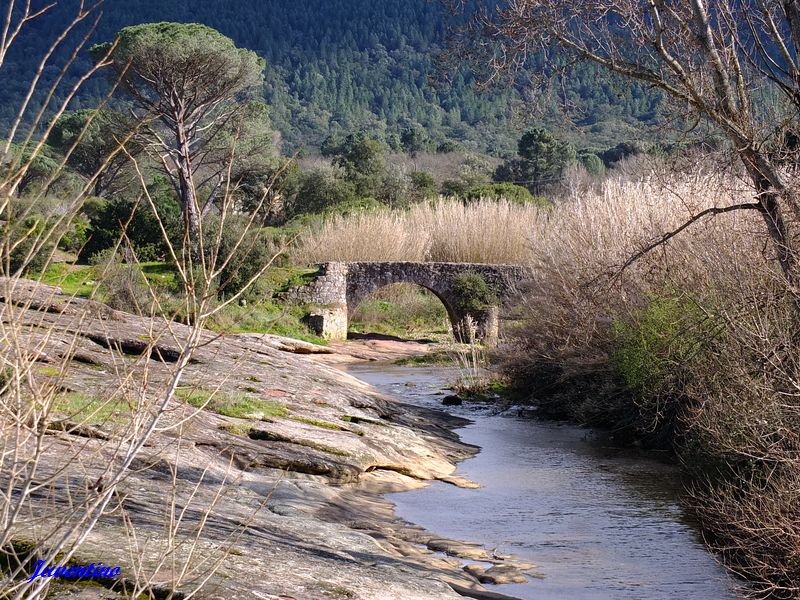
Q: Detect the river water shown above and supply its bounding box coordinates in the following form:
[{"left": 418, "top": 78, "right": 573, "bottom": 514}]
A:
[{"left": 346, "top": 363, "right": 743, "bottom": 600}]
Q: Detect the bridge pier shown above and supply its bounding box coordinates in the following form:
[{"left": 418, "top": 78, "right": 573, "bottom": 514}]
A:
[{"left": 453, "top": 307, "right": 499, "bottom": 346}]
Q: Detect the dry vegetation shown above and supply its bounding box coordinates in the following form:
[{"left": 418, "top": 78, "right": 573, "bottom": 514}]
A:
[
  {"left": 502, "top": 166, "right": 800, "bottom": 598},
  {"left": 307, "top": 160, "right": 800, "bottom": 595},
  {"left": 292, "top": 197, "right": 543, "bottom": 264}
]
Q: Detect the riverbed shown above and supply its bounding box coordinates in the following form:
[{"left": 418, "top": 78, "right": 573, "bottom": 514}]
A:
[{"left": 346, "top": 363, "right": 743, "bottom": 600}]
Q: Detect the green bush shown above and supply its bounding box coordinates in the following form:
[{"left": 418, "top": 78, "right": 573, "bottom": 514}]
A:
[
  {"left": 440, "top": 178, "right": 468, "bottom": 197},
  {"left": 203, "top": 216, "right": 279, "bottom": 299},
  {"left": 290, "top": 168, "right": 359, "bottom": 217},
  {"left": 464, "top": 183, "right": 550, "bottom": 208},
  {"left": 58, "top": 214, "right": 89, "bottom": 254},
  {"left": 578, "top": 152, "right": 606, "bottom": 178},
  {"left": 1, "top": 216, "right": 52, "bottom": 275},
  {"left": 80, "top": 185, "right": 181, "bottom": 261},
  {"left": 611, "top": 295, "right": 714, "bottom": 400},
  {"left": 451, "top": 272, "right": 497, "bottom": 312},
  {"left": 321, "top": 197, "right": 383, "bottom": 218},
  {"left": 409, "top": 171, "right": 437, "bottom": 201}
]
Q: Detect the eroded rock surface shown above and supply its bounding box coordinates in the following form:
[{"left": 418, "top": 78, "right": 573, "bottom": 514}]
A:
[{"left": 0, "top": 278, "right": 525, "bottom": 599}]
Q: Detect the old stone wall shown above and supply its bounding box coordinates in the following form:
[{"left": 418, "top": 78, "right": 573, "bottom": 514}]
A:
[
  {"left": 280, "top": 262, "right": 348, "bottom": 306},
  {"left": 283, "top": 261, "right": 528, "bottom": 344}
]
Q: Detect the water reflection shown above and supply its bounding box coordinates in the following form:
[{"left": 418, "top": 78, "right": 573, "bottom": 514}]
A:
[{"left": 347, "top": 364, "right": 742, "bottom": 600}]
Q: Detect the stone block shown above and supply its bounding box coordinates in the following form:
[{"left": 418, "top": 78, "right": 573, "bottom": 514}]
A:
[{"left": 304, "top": 307, "right": 347, "bottom": 341}]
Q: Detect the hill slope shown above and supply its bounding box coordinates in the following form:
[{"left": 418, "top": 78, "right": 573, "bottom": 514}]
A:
[{"left": 0, "top": 0, "right": 663, "bottom": 154}]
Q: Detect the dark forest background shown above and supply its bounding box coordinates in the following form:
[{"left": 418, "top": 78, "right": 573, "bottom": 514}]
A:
[{"left": 0, "top": 0, "right": 664, "bottom": 156}]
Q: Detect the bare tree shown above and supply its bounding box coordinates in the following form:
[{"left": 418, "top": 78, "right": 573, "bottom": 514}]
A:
[{"left": 445, "top": 0, "right": 800, "bottom": 288}]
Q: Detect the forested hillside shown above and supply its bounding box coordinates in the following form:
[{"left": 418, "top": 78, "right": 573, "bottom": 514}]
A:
[{"left": 0, "top": 0, "right": 663, "bottom": 154}]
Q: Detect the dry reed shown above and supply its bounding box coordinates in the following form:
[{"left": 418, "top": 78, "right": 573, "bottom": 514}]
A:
[
  {"left": 292, "top": 198, "right": 543, "bottom": 265},
  {"left": 502, "top": 168, "right": 800, "bottom": 596}
]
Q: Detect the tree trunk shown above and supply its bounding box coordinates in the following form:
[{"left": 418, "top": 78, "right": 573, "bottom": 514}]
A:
[
  {"left": 179, "top": 168, "right": 202, "bottom": 261},
  {"left": 740, "top": 150, "right": 800, "bottom": 292},
  {"left": 175, "top": 123, "right": 201, "bottom": 261},
  {"left": 94, "top": 174, "right": 107, "bottom": 199}
]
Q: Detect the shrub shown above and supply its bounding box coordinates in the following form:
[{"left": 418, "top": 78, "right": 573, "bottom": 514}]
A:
[
  {"left": 290, "top": 168, "right": 359, "bottom": 217},
  {"left": 58, "top": 214, "right": 89, "bottom": 254},
  {"left": 464, "top": 182, "right": 550, "bottom": 208},
  {"left": 450, "top": 272, "right": 497, "bottom": 312},
  {"left": 440, "top": 178, "right": 468, "bottom": 197},
  {"left": 90, "top": 249, "right": 153, "bottom": 314},
  {"left": 321, "top": 197, "right": 383, "bottom": 218},
  {"left": 1, "top": 216, "right": 52, "bottom": 275},
  {"left": 203, "top": 216, "right": 279, "bottom": 299},
  {"left": 437, "top": 140, "right": 462, "bottom": 154},
  {"left": 80, "top": 189, "right": 181, "bottom": 261},
  {"left": 409, "top": 171, "right": 437, "bottom": 201},
  {"left": 611, "top": 294, "right": 710, "bottom": 398},
  {"left": 578, "top": 152, "right": 606, "bottom": 178}
]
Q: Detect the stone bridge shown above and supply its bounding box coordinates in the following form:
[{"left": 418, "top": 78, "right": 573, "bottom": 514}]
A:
[{"left": 283, "top": 261, "right": 528, "bottom": 345}]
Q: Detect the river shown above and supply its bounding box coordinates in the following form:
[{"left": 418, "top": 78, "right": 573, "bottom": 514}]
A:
[{"left": 346, "top": 362, "right": 743, "bottom": 600}]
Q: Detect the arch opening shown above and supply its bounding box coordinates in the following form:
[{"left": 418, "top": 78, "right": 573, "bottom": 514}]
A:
[{"left": 348, "top": 283, "right": 454, "bottom": 341}]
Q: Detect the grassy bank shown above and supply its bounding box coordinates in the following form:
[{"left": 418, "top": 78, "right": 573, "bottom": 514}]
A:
[{"left": 36, "top": 260, "right": 327, "bottom": 345}]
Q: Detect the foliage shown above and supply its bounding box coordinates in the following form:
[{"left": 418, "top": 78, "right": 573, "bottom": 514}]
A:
[
  {"left": 578, "top": 152, "right": 606, "bottom": 178},
  {"left": 205, "top": 301, "right": 326, "bottom": 344},
  {"left": 80, "top": 181, "right": 182, "bottom": 262},
  {"left": 92, "top": 22, "right": 267, "bottom": 251},
  {"left": 331, "top": 133, "right": 385, "bottom": 196},
  {"left": 450, "top": 272, "right": 497, "bottom": 312},
  {"left": 290, "top": 168, "right": 359, "bottom": 217},
  {"left": 611, "top": 294, "right": 712, "bottom": 402},
  {"left": 599, "top": 142, "right": 641, "bottom": 167},
  {"left": 47, "top": 109, "right": 139, "bottom": 198},
  {"left": 408, "top": 171, "right": 437, "bottom": 201},
  {"left": 3, "top": 144, "right": 68, "bottom": 197},
  {"left": 0, "top": 1, "right": 665, "bottom": 153},
  {"left": 464, "top": 182, "right": 550, "bottom": 207},
  {"left": 321, "top": 197, "right": 385, "bottom": 219},
  {"left": 202, "top": 216, "right": 279, "bottom": 299},
  {"left": 57, "top": 214, "right": 90, "bottom": 254},
  {"left": 1, "top": 216, "right": 51, "bottom": 275},
  {"left": 238, "top": 157, "right": 302, "bottom": 225},
  {"left": 494, "top": 128, "right": 576, "bottom": 193},
  {"left": 400, "top": 123, "right": 433, "bottom": 154}
]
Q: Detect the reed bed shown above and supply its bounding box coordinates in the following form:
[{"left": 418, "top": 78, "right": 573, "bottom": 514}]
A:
[{"left": 292, "top": 198, "right": 544, "bottom": 264}]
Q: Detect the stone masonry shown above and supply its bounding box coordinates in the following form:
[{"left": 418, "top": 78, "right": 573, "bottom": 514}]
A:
[{"left": 283, "top": 261, "right": 528, "bottom": 345}]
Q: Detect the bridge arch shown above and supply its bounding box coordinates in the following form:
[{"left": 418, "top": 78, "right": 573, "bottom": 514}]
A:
[
  {"left": 347, "top": 281, "right": 458, "bottom": 339},
  {"left": 282, "top": 261, "right": 527, "bottom": 345}
]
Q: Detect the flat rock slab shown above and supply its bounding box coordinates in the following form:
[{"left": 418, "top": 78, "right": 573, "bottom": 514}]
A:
[{"left": 0, "top": 277, "right": 527, "bottom": 599}]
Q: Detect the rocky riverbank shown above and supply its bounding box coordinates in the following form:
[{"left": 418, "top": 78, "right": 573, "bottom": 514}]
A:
[{"left": 0, "top": 279, "right": 534, "bottom": 599}]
